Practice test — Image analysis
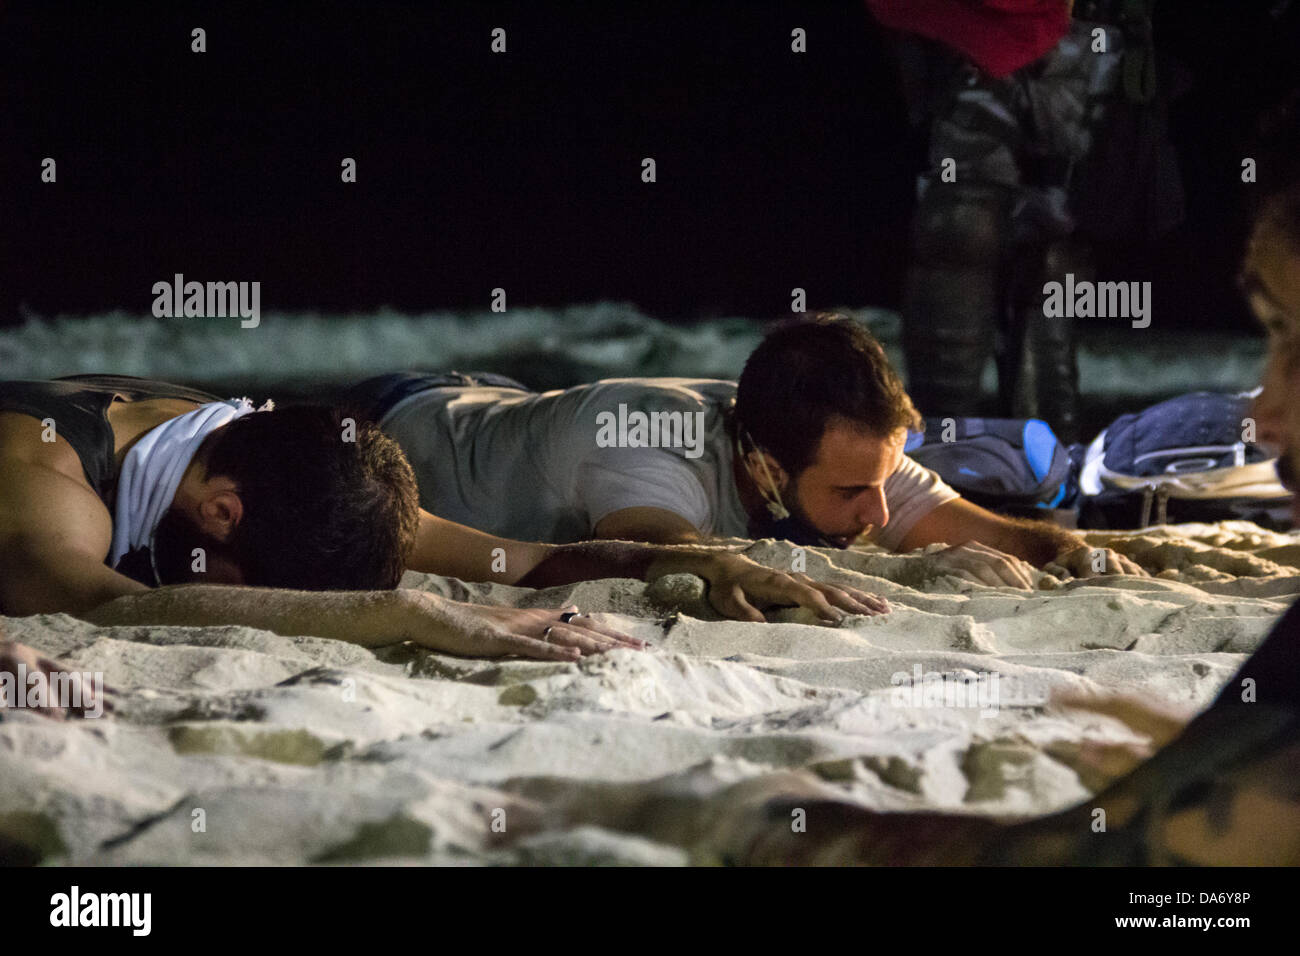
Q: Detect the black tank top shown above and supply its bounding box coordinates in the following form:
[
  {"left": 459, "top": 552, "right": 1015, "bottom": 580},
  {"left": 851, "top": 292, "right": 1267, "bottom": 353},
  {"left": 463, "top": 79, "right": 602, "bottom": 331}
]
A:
[{"left": 0, "top": 374, "right": 222, "bottom": 506}]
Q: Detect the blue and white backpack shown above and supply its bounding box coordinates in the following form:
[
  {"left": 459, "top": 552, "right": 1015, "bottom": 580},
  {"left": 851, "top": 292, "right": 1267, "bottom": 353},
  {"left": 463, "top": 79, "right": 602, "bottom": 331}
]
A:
[{"left": 1077, "top": 391, "right": 1293, "bottom": 530}]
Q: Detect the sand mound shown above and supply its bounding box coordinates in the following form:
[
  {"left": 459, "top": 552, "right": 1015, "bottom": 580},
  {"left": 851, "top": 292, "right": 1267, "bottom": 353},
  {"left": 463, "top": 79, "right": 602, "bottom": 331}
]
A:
[{"left": 2, "top": 521, "right": 1296, "bottom": 865}]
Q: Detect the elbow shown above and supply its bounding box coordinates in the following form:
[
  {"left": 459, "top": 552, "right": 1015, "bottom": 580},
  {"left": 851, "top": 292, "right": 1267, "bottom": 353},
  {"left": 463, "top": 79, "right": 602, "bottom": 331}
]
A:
[
  {"left": 0, "top": 555, "right": 142, "bottom": 620},
  {"left": 0, "top": 586, "right": 76, "bottom": 619},
  {"left": 1, "top": 585, "right": 109, "bottom": 620},
  {"left": 0, "top": 568, "right": 62, "bottom": 617}
]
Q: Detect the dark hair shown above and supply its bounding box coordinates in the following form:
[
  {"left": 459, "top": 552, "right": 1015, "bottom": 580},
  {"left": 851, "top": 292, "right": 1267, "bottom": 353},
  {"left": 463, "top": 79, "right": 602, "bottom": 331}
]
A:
[
  {"left": 734, "top": 312, "right": 923, "bottom": 476},
  {"left": 200, "top": 405, "right": 419, "bottom": 590}
]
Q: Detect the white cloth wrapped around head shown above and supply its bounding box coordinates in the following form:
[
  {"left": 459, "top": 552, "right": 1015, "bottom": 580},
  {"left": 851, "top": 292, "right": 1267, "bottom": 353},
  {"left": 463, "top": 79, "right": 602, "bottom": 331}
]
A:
[{"left": 109, "top": 397, "right": 275, "bottom": 572}]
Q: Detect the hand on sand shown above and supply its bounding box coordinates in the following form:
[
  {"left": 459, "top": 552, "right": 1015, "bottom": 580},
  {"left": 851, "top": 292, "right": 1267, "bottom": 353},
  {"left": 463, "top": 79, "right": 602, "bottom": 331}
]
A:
[
  {"left": 403, "top": 595, "right": 645, "bottom": 661},
  {"left": 931, "top": 541, "right": 1037, "bottom": 589},
  {"left": 0, "top": 640, "right": 112, "bottom": 720},
  {"left": 703, "top": 556, "right": 890, "bottom": 624},
  {"left": 1051, "top": 544, "right": 1146, "bottom": 578}
]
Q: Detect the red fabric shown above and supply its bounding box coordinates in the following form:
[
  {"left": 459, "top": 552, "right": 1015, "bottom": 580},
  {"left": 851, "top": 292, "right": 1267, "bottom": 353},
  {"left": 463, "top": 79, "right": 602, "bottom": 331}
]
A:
[{"left": 865, "top": 0, "right": 1071, "bottom": 78}]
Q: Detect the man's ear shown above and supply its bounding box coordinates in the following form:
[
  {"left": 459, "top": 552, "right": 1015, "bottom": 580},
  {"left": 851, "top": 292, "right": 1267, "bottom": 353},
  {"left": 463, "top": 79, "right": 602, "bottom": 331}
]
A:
[
  {"left": 745, "top": 449, "right": 790, "bottom": 492},
  {"left": 195, "top": 487, "right": 244, "bottom": 543}
]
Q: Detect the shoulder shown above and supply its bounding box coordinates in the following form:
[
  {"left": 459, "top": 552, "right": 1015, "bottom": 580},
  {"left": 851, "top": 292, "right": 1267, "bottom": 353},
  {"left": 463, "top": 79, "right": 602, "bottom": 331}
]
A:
[
  {"left": 584, "top": 377, "right": 735, "bottom": 407},
  {"left": 885, "top": 453, "right": 959, "bottom": 501},
  {"left": 0, "top": 410, "right": 88, "bottom": 486}
]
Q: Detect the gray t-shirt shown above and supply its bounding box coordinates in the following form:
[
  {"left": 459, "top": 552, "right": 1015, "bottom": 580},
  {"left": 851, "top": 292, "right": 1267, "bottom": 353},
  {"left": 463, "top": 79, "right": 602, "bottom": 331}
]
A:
[{"left": 379, "top": 377, "right": 958, "bottom": 548}]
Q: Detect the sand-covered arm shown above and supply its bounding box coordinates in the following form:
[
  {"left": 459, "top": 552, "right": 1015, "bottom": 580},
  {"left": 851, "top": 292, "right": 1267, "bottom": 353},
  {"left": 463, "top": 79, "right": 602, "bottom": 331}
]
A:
[
  {"left": 409, "top": 509, "right": 887, "bottom": 621},
  {"left": 84, "top": 585, "right": 423, "bottom": 646},
  {"left": 525, "top": 539, "right": 890, "bottom": 622},
  {"left": 519, "top": 538, "right": 890, "bottom": 622},
  {"left": 81, "top": 585, "right": 635, "bottom": 660}
]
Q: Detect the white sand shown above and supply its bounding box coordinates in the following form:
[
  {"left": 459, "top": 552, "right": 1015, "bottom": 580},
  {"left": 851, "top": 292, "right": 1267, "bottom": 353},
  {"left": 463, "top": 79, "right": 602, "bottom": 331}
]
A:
[{"left": 2, "top": 520, "right": 1297, "bottom": 865}]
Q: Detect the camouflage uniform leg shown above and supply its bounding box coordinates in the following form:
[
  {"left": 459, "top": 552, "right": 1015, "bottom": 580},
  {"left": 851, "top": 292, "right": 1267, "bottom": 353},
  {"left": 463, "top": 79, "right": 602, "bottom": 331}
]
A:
[
  {"left": 902, "top": 64, "right": 1023, "bottom": 419},
  {"left": 1009, "top": 236, "right": 1094, "bottom": 443},
  {"left": 1006, "top": 20, "right": 1126, "bottom": 442}
]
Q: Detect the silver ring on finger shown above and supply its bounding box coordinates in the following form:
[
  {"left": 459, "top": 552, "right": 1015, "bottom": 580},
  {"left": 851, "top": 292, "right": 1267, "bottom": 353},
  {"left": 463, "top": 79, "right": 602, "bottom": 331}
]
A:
[
  {"left": 542, "top": 626, "right": 553, "bottom": 642},
  {"left": 559, "top": 610, "right": 582, "bottom": 624}
]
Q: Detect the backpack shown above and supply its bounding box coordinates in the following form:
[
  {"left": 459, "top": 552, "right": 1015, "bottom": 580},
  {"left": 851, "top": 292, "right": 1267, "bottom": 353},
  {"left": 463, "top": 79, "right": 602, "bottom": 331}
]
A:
[
  {"left": 1077, "top": 391, "right": 1293, "bottom": 530},
  {"left": 905, "top": 417, "right": 1074, "bottom": 513}
]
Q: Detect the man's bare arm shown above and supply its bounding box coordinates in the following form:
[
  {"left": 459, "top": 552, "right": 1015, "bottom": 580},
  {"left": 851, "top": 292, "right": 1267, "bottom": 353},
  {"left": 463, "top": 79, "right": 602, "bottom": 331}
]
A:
[
  {"left": 897, "top": 498, "right": 1080, "bottom": 566},
  {"left": 409, "top": 509, "right": 885, "bottom": 622},
  {"left": 593, "top": 507, "right": 706, "bottom": 545},
  {"left": 81, "top": 584, "right": 585, "bottom": 659},
  {"left": 896, "top": 498, "right": 1144, "bottom": 580},
  {"left": 407, "top": 509, "right": 553, "bottom": 585},
  {"left": 0, "top": 456, "right": 146, "bottom": 616},
  {"left": 408, "top": 507, "right": 724, "bottom": 586}
]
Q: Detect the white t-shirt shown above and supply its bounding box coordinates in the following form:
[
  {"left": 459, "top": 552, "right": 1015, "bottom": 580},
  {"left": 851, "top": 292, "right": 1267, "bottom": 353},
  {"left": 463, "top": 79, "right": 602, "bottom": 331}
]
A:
[{"left": 379, "top": 377, "right": 958, "bottom": 548}]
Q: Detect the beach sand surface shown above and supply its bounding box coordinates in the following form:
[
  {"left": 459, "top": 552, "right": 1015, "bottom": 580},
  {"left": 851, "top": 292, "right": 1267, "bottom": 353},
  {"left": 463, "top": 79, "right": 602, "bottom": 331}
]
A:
[{"left": 2, "top": 521, "right": 1296, "bottom": 865}]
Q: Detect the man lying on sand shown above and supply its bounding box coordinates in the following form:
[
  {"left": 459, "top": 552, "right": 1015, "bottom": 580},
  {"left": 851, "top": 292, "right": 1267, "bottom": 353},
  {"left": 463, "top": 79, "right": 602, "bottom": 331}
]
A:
[
  {"left": 349, "top": 315, "right": 1143, "bottom": 588},
  {"left": 0, "top": 377, "right": 885, "bottom": 672},
  {"left": 602, "top": 178, "right": 1300, "bottom": 866}
]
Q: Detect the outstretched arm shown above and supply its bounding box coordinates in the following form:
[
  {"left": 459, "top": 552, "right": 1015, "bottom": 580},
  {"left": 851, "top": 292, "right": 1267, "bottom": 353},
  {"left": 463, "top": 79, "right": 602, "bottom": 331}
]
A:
[
  {"left": 405, "top": 508, "right": 715, "bottom": 583},
  {"left": 409, "top": 509, "right": 889, "bottom": 622},
  {"left": 896, "top": 498, "right": 1145, "bottom": 585},
  {"left": 898, "top": 498, "right": 1081, "bottom": 566},
  {"left": 593, "top": 506, "right": 706, "bottom": 544},
  {"left": 84, "top": 584, "right": 638, "bottom": 660}
]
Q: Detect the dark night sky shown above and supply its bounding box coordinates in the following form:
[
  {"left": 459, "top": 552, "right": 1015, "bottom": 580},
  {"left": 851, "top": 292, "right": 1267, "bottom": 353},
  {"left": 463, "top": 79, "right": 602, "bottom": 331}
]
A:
[{"left": 2, "top": 0, "right": 1298, "bottom": 327}]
